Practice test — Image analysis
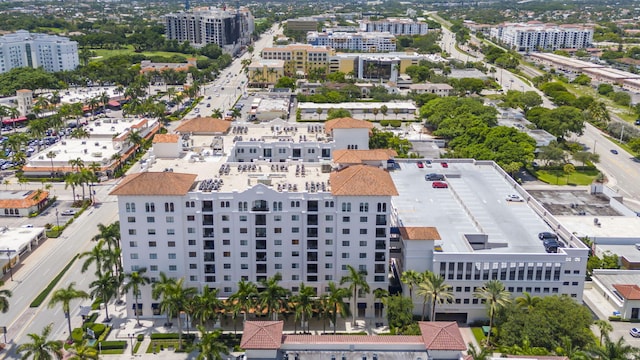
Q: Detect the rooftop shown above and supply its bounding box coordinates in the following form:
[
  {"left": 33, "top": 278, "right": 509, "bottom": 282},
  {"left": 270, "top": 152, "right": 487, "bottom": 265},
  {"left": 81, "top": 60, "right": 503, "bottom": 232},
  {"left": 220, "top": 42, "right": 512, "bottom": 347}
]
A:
[
  {"left": 0, "top": 226, "right": 46, "bottom": 261},
  {"left": 175, "top": 117, "right": 231, "bottom": 134},
  {"left": 0, "top": 190, "right": 49, "bottom": 208},
  {"left": 390, "top": 160, "right": 573, "bottom": 254},
  {"left": 110, "top": 172, "right": 197, "bottom": 196}
]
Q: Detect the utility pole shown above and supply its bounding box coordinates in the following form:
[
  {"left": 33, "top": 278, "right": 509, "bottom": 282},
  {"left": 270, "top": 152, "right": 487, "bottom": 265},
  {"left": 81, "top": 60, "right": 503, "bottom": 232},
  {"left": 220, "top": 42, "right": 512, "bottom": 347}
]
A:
[{"left": 0, "top": 249, "right": 16, "bottom": 281}]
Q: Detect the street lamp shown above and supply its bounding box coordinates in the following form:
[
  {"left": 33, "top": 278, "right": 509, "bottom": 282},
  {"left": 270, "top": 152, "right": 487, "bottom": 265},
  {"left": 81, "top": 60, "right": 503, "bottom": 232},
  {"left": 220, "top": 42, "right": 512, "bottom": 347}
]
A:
[
  {"left": 129, "top": 333, "right": 135, "bottom": 356},
  {"left": 55, "top": 209, "right": 60, "bottom": 229}
]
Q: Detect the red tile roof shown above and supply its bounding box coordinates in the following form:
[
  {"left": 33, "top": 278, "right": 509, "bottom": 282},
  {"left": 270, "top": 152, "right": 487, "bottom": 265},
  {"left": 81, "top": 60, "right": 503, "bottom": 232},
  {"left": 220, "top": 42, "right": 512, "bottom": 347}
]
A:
[
  {"left": 400, "top": 227, "right": 441, "bottom": 241},
  {"left": 240, "top": 321, "right": 284, "bottom": 350},
  {"left": 153, "top": 134, "right": 180, "bottom": 143},
  {"left": 109, "top": 172, "right": 196, "bottom": 196},
  {"left": 613, "top": 284, "right": 640, "bottom": 300},
  {"left": 283, "top": 335, "right": 423, "bottom": 345},
  {"left": 0, "top": 190, "right": 49, "bottom": 209},
  {"left": 418, "top": 322, "right": 466, "bottom": 351},
  {"left": 175, "top": 117, "right": 231, "bottom": 134},
  {"left": 324, "top": 117, "right": 373, "bottom": 133},
  {"left": 330, "top": 165, "right": 398, "bottom": 196},
  {"left": 332, "top": 149, "right": 397, "bottom": 164}
]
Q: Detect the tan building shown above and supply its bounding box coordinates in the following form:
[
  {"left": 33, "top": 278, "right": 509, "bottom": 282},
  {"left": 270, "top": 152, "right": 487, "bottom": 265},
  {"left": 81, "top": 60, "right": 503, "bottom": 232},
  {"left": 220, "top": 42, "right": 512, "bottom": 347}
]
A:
[
  {"left": 261, "top": 45, "right": 334, "bottom": 77},
  {"left": 247, "top": 59, "right": 286, "bottom": 87},
  {"left": 286, "top": 18, "right": 319, "bottom": 32}
]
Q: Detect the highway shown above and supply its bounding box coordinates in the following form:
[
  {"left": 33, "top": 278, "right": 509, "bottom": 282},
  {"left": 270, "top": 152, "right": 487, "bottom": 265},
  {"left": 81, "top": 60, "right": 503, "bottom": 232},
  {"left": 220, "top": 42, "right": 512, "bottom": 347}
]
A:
[{"left": 0, "top": 23, "right": 283, "bottom": 358}]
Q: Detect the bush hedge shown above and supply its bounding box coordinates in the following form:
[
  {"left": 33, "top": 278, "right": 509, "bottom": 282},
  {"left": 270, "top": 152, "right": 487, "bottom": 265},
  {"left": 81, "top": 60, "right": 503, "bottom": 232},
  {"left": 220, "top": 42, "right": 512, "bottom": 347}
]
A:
[
  {"left": 72, "top": 328, "right": 84, "bottom": 343},
  {"left": 92, "top": 323, "right": 106, "bottom": 338},
  {"left": 137, "top": 334, "right": 145, "bottom": 341},
  {"left": 97, "top": 341, "right": 127, "bottom": 350},
  {"left": 82, "top": 322, "right": 95, "bottom": 331},
  {"left": 150, "top": 333, "right": 196, "bottom": 341}
]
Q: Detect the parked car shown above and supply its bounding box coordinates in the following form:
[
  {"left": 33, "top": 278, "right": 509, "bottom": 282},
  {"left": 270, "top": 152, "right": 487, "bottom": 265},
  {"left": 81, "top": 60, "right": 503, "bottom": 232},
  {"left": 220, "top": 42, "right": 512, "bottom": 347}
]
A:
[
  {"left": 425, "top": 173, "right": 445, "bottom": 181},
  {"left": 538, "top": 232, "right": 558, "bottom": 241},
  {"left": 506, "top": 194, "right": 524, "bottom": 202},
  {"left": 417, "top": 162, "right": 424, "bottom": 169},
  {"left": 61, "top": 209, "right": 77, "bottom": 216},
  {"left": 543, "top": 238, "right": 559, "bottom": 253},
  {"left": 432, "top": 181, "right": 448, "bottom": 189},
  {"left": 630, "top": 328, "right": 640, "bottom": 338},
  {"left": 441, "top": 162, "right": 449, "bottom": 168}
]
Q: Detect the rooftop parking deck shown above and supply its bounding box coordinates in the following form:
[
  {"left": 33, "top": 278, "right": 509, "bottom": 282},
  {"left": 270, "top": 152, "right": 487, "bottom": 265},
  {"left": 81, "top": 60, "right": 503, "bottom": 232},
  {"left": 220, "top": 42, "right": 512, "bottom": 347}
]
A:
[{"left": 391, "top": 160, "right": 565, "bottom": 254}]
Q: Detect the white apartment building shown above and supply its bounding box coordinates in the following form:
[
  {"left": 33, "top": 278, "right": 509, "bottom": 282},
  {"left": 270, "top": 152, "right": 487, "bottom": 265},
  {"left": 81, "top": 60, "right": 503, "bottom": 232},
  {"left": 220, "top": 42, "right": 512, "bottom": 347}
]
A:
[
  {"left": 490, "top": 22, "right": 594, "bottom": 52},
  {"left": 307, "top": 31, "right": 397, "bottom": 52},
  {"left": 112, "top": 118, "right": 589, "bottom": 323},
  {"left": 0, "top": 30, "right": 79, "bottom": 74},
  {"left": 164, "top": 7, "right": 254, "bottom": 51},
  {"left": 359, "top": 18, "right": 429, "bottom": 36}
]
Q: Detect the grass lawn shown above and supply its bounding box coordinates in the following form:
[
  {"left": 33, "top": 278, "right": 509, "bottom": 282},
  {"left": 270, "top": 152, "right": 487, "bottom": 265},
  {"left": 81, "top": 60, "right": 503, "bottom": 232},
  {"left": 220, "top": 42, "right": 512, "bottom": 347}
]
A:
[
  {"left": 146, "top": 340, "right": 180, "bottom": 353},
  {"left": 564, "top": 83, "right": 637, "bottom": 122},
  {"left": 471, "top": 327, "right": 486, "bottom": 344},
  {"left": 532, "top": 168, "right": 600, "bottom": 185},
  {"left": 99, "top": 349, "right": 126, "bottom": 354},
  {"left": 91, "top": 46, "right": 206, "bottom": 62}
]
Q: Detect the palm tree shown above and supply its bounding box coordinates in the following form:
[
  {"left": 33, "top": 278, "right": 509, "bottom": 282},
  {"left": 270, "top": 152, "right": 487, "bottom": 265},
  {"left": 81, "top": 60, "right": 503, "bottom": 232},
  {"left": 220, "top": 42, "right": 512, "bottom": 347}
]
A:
[
  {"left": 122, "top": 268, "right": 151, "bottom": 327},
  {"left": 589, "top": 334, "right": 638, "bottom": 360},
  {"left": 67, "top": 339, "right": 99, "bottom": 360},
  {"left": 64, "top": 173, "right": 79, "bottom": 201},
  {"left": 467, "top": 342, "right": 493, "bottom": 360},
  {"left": 228, "top": 279, "right": 257, "bottom": 327},
  {"left": 340, "top": 265, "right": 370, "bottom": 325},
  {"left": 515, "top": 292, "right": 540, "bottom": 312},
  {"left": 416, "top": 271, "right": 454, "bottom": 321},
  {"left": 162, "top": 278, "right": 196, "bottom": 349},
  {"left": 68, "top": 157, "right": 85, "bottom": 172},
  {"left": 401, "top": 270, "right": 422, "bottom": 300},
  {"left": 92, "top": 222, "right": 121, "bottom": 252},
  {"left": 326, "top": 282, "right": 350, "bottom": 334},
  {"left": 211, "top": 108, "right": 223, "bottom": 119},
  {"left": 46, "top": 151, "right": 56, "bottom": 178},
  {"left": 193, "top": 286, "right": 222, "bottom": 327},
  {"left": 79, "top": 241, "right": 108, "bottom": 278},
  {"left": 292, "top": 283, "right": 315, "bottom": 333},
  {"left": 594, "top": 319, "right": 614, "bottom": 346},
  {"left": 70, "top": 128, "right": 90, "bottom": 139},
  {"left": 373, "top": 288, "right": 388, "bottom": 318},
  {"left": 127, "top": 130, "right": 143, "bottom": 153},
  {"left": 473, "top": 280, "right": 511, "bottom": 346},
  {"left": 258, "top": 273, "right": 290, "bottom": 321},
  {"left": 89, "top": 271, "right": 118, "bottom": 322},
  {"left": 152, "top": 272, "right": 176, "bottom": 327},
  {"left": 196, "top": 326, "right": 228, "bottom": 360},
  {"left": 48, "top": 282, "right": 90, "bottom": 341},
  {"left": 0, "top": 280, "right": 12, "bottom": 313},
  {"left": 17, "top": 323, "right": 63, "bottom": 360}
]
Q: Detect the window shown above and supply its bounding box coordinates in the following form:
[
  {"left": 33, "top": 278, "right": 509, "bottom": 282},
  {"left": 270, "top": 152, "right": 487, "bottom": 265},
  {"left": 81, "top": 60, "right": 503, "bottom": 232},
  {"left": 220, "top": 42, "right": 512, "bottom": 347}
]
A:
[
  {"left": 187, "top": 215, "right": 195, "bottom": 221},
  {"left": 241, "top": 252, "right": 248, "bottom": 258},
  {"left": 147, "top": 229, "right": 156, "bottom": 235},
  {"left": 145, "top": 202, "right": 155, "bottom": 212},
  {"left": 126, "top": 203, "right": 136, "bottom": 213},
  {"left": 147, "top": 216, "right": 155, "bottom": 223},
  {"left": 189, "top": 252, "right": 197, "bottom": 258},
  {"left": 223, "top": 240, "right": 230, "bottom": 245},
  {"left": 167, "top": 229, "right": 175, "bottom": 235},
  {"left": 359, "top": 202, "right": 369, "bottom": 212},
  {"left": 127, "top": 217, "right": 136, "bottom": 223},
  {"left": 275, "top": 264, "right": 282, "bottom": 269},
  {"left": 342, "top": 241, "right": 350, "bottom": 246},
  {"left": 359, "top": 240, "right": 367, "bottom": 246},
  {"left": 185, "top": 201, "right": 195, "bottom": 208},
  {"left": 189, "top": 276, "right": 197, "bottom": 281},
  {"left": 150, "top": 265, "right": 158, "bottom": 271},
  {"left": 325, "top": 251, "right": 333, "bottom": 257},
  {"left": 274, "top": 240, "right": 282, "bottom": 245},
  {"left": 224, "top": 264, "right": 231, "bottom": 269},
  {"left": 241, "top": 264, "right": 248, "bottom": 269},
  {"left": 377, "top": 202, "right": 387, "bottom": 212},
  {"left": 189, "top": 264, "right": 197, "bottom": 269},
  {"left": 148, "top": 241, "right": 156, "bottom": 247},
  {"left": 128, "top": 229, "right": 136, "bottom": 235},
  {"left": 359, "top": 253, "right": 367, "bottom": 259},
  {"left": 292, "top": 251, "right": 299, "bottom": 257},
  {"left": 325, "top": 263, "right": 333, "bottom": 268},
  {"left": 343, "top": 216, "right": 350, "bottom": 222},
  {"left": 360, "top": 229, "right": 368, "bottom": 235},
  {"left": 187, "top": 228, "right": 195, "bottom": 234},
  {"left": 291, "top": 215, "right": 299, "bottom": 221},
  {"left": 341, "top": 202, "right": 351, "bottom": 212},
  {"left": 149, "top": 253, "right": 157, "bottom": 259},
  {"left": 342, "top": 229, "right": 350, "bottom": 235},
  {"left": 129, "top": 241, "right": 137, "bottom": 247},
  {"left": 326, "top": 215, "right": 333, "bottom": 221},
  {"left": 292, "top": 263, "right": 299, "bottom": 269},
  {"left": 169, "top": 265, "right": 177, "bottom": 271},
  {"left": 342, "top": 253, "right": 350, "bottom": 259},
  {"left": 240, "top": 240, "right": 248, "bottom": 246},
  {"left": 166, "top": 216, "right": 174, "bottom": 223},
  {"left": 292, "top": 227, "right": 299, "bottom": 233},
  {"left": 168, "top": 253, "right": 177, "bottom": 259},
  {"left": 275, "top": 252, "right": 282, "bottom": 257},
  {"left": 223, "top": 252, "right": 231, "bottom": 257},
  {"left": 130, "top": 253, "right": 139, "bottom": 259},
  {"left": 168, "top": 241, "right": 176, "bottom": 247},
  {"left": 326, "top": 239, "right": 333, "bottom": 245}
]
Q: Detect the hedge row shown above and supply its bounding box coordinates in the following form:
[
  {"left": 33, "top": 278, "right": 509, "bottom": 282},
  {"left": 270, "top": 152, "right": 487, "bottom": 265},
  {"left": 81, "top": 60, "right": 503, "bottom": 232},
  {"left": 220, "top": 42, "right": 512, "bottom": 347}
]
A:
[
  {"left": 150, "top": 333, "right": 196, "bottom": 341},
  {"left": 30, "top": 254, "right": 79, "bottom": 307},
  {"left": 97, "top": 341, "right": 127, "bottom": 350}
]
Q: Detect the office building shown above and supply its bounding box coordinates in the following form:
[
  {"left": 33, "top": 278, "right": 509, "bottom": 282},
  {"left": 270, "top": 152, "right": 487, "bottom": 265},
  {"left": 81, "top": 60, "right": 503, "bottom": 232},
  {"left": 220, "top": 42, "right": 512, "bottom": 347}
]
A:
[
  {"left": 359, "top": 18, "right": 429, "bottom": 36},
  {"left": 286, "top": 18, "right": 319, "bottom": 32},
  {"left": 261, "top": 45, "right": 334, "bottom": 78},
  {"left": 490, "top": 22, "right": 593, "bottom": 52},
  {"left": 164, "top": 7, "right": 254, "bottom": 52},
  {"left": 112, "top": 117, "right": 588, "bottom": 324},
  {"left": 307, "top": 31, "right": 396, "bottom": 52},
  {"left": 0, "top": 30, "right": 79, "bottom": 74}
]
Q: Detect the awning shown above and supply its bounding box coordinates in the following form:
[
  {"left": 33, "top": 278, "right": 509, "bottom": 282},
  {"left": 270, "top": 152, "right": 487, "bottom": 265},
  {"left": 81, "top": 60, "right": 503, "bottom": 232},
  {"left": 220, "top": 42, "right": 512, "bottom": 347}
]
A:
[{"left": 2, "top": 116, "right": 27, "bottom": 124}]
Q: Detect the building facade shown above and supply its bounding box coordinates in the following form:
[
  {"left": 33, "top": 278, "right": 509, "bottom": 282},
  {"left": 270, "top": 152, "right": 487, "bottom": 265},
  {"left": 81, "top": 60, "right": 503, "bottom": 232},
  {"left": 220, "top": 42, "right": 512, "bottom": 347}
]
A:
[
  {"left": 490, "top": 22, "right": 594, "bottom": 52},
  {"left": 0, "top": 30, "right": 79, "bottom": 74},
  {"left": 359, "top": 18, "right": 429, "bottom": 36},
  {"left": 164, "top": 7, "right": 254, "bottom": 51},
  {"left": 307, "top": 31, "right": 397, "bottom": 52}
]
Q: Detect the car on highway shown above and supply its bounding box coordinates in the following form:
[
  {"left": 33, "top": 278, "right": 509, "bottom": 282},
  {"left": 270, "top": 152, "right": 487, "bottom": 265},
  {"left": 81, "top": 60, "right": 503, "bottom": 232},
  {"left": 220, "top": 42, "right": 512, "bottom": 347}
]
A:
[
  {"left": 506, "top": 194, "right": 524, "bottom": 202},
  {"left": 635, "top": 120, "right": 640, "bottom": 126},
  {"left": 611, "top": 149, "right": 619, "bottom": 155},
  {"left": 630, "top": 328, "right": 640, "bottom": 338},
  {"left": 432, "top": 181, "right": 448, "bottom": 189},
  {"left": 441, "top": 162, "right": 449, "bottom": 168},
  {"left": 61, "top": 209, "right": 77, "bottom": 216},
  {"left": 417, "top": 162, "right": 424, "bottom": 168}
]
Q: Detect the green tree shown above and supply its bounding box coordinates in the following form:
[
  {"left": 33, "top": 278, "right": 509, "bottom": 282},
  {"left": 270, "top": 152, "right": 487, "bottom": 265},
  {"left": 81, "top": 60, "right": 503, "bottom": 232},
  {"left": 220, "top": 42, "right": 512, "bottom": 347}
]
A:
[
  {"left": 0, "top": 280, "right": 12, "bottom": 313},
  {"left": 326, "top": 108, "right": 352, "bottom": 120},
  {"left": 196, "top": 326, "right": 228, "bottom": 360},
  {"left": 258, "top": 273, "right": 290, "bottom": 321},
  {"left": 340, "top": 265, "right": 370, "bottom": 324},
  {"left": 89, "top": 272, "right": 118, "bottom": 322},
  {"left": 275, "top": 76, "right": 295, "bottom": 90},
  {"left": 563, "top": 163, "right": 576, "bottom": 184},
  {"left": 122, "top": 268, "right": 151, "bottom": 327},
  {"left": 515, "top": 292, "right": 540, "bottom": 312},
  {"left": 17, "top": 323, "right": 63, "bottom": 360},
  {"left": 417, "top": 271, "right": 454, "bottom": 321},
  {"left": 152, "top": 272, "right": 177, "bottom": 327},
  {"left": 467, "top": 342, "right": 493, "bottom": 360},
  {"left": 473, "top": 280, "right": 511, "bottom": 345},
  {"left": 326, "top": 282, "right": 350, "bottom": 334},
  {"left": 228, "top": 279, "right": 258, "bottom": 323},
  {"left": 588, "top": 334, "right": 638, "bottom": 360},
  {"left": 594, "top": 319, "right": 614, "bottom": 346},
  {"left": 48, "top": 283, "right": 90, "bottom": 341},
  {"left": 67, "top": 339, "right": 99, "bottom": 360},
  {"left": 401, "top": 270, "right": 422, "bottom": 300},
  {"left": 383, "top": 294, "right": 414, "bottom": 333}
]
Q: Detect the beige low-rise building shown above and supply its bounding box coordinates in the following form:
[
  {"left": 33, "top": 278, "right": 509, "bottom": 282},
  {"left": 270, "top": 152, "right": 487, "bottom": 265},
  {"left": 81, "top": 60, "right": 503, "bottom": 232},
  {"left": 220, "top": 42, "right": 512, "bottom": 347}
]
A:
[{"left": 248, "top": 59, "right": 286, "bottom": 88}]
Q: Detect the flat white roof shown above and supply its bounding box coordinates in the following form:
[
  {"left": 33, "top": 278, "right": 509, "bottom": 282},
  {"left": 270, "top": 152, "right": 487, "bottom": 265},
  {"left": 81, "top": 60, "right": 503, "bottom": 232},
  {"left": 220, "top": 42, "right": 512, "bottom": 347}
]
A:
[
  {"left": 556, "top": 215, "right": 640, "bottom": 239},
  {"left": 28, "top": 139, "right": 120, "bottom": 167},
  {"left": 298, "top": 102, "right": 416, "bottom": 110},
  {"left": 0, "top": 227, "right": 45, "bottom": 258}
]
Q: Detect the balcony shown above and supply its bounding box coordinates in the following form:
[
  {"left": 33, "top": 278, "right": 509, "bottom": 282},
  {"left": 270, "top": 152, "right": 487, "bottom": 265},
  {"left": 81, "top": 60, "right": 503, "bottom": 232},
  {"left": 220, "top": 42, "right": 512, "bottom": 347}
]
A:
[
  {"left": 375, "top": 253, "right": 386, "bottom": 262},
  {"left": 375, "top": 240, "right": 386, "bottom": 250}
]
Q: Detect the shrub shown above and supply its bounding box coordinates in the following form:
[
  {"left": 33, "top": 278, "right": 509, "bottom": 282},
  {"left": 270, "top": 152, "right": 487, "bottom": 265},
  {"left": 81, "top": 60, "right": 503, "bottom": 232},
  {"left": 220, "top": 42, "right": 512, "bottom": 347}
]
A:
[
  {"left": 137, "top": 334, "right": 145, "bottom": 341},
  {"left": 380, "top": 120, "right": 389, "bottom": 126},
  {"left": 97, "top": 341, "right": 127, "bottom": 350},
  {"left": 150, "top": 333, "right": 196, "bottom": 341},
  {"left": 390, "top": 120, "right": 402, "bottom": 127},
  {"left": 72, "top": 328, "right": 85, "bottom": 343},
  {"left": 98, "top": 326, "right": 112, "bottom": 342},
  {"left": 92, "top": 323, "right": 106, "bottom": 338},
  {"left": 82, "top": 322, "right": 95, "bottom": 330}
]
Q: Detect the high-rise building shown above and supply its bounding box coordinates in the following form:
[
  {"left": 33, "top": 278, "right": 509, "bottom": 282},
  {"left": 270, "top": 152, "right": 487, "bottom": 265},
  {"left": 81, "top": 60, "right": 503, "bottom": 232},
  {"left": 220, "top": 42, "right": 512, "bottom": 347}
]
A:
[
  {"left": 490, "top": 22, "right": 594, "bottom": 52},
  {"left": 307, "top": 31, "right": 397, "bottom": 52},
  {"left": 359, "top": 18, "right": 429, "bottom": 36},
  {"left": 164, "top": 7, "right": 254, "bottom": 52},
  {"left": 0, "top": 30, "right": 79, "bottom": 74}
]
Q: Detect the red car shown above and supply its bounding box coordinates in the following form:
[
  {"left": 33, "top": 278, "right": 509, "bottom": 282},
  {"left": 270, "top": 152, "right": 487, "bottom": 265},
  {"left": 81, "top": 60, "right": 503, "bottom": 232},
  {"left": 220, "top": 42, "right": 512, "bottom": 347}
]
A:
[
  {"left": 432, "top": 181, "right": 448, "bottom": 188},
  {"left": 417, "top": 162, "right": 424, "bottom": 168},
  {"left": 441, "top": 162, "right": 449, "bottom": 168}
]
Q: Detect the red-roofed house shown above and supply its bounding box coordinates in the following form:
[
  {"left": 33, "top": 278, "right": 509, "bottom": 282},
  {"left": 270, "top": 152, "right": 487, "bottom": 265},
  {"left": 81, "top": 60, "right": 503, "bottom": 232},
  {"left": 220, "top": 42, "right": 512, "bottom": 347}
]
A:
[
  {"left": 591, "top": 269, "right": 640, "bottom": 320},
  {"left": 241, "top": 321, "right": 466, "bottom": 360}
]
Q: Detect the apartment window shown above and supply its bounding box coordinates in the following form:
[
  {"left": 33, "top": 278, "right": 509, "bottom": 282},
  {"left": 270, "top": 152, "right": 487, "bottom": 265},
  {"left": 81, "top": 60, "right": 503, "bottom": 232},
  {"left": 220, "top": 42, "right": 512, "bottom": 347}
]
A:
[
  {"left": 224, "top": 264, "right": 231, "bottom": 269},
  {"left": 145, "top": 202, "right": 155, "bottom": 212},
  {"left": 341, "top": 203, "right": 351, "bottom": 212},
  {"left": 359, "top": 240, "right": 367, "bottom": 246},
  {"left": 167, "top": 229, "right": 175, "bottom": 235},
  {"left": 189, "top": 264, "right": 197, "bottom": 269},
  {"left": 292, "top": 263, "right": 299, "bottom": 269},
  {"left": 275, "top": 264, "right": 282, "bottom": 269},
  {"left": 166, "top": 216, "right": 174, "bottom": 223},
  {"left": 189, "top": 252, "right": 197, "bottom": 258},
  {"left": 342, "top": 241, "right": 350, "bottom": 246},
  {"left": 326, "top": 215, "right": 333, "bottom": 221},
  {"left": 148, "top": 241, "right": 156, "bottom": 247},
  {"left": 149, "top": 253, "right": 157, "bottom": 260},
  {"left": 342, "top": 253, "right": 350, "bottom": 259},
  {"left": 274, "top": 240, "right": 282, "bottom": 245},
  {"left": 187, "top": 215, "right": 195, "bottom": 221},
  {"left": 127, "top": 217, "right": 135, "bottom": 223},
  {"left": 169, "top": 265, "right": 177, "bottom": 271},
  {"left": 325, "top": 263, "right": 333, "bottom": 269},
  {"left": 360, "top": 216, "right": 368, "bottom": 223},
  {"left": 128, "top": 229, "right": 136, "bottom": 235},
  {"left": 164, "top": 202, "right": 174, "bottom": 213},
  {"left": 275, "top": 252, "right": 282, "bottom": 257},
  {"left": 188, "top": 240, "right": 196, "bottom": 246},
  {"left": 130, "top": 254, "right": 138, "bottom": 259},
  {"left": 292, "top": 227, "right": 300, "bottom": 233},
  {"left": 240, "top": 228, "right": 248, "bottom": 234},
  {"left": 168, "top": 241, "right": 176, "bottom": 247},
  {"left": 292, "top": 251, "right": 299, "bottom": 257},
  {"left": 168, "top": 253, "right": 177, "bottom": 259},
  {"left": 342, "top": 229, "right": 350, "bottom": 235},
  {"left": 377, "top": 203, "right": 387, "bottom": 212},
  {"left": 241, "top": 252, "right": 248, "bottom": 258},
  {"left": 129, "top": 241, "right": 137, "bottom": 247},
  {"left": 223, "top": 252, "right": 231, "bottom": 257},
  {"left": 325, "top": 251, "right": 333, "bottom": 257},
  {"left": 359, "top": 253, "right": 367, "bottom": 259},
  {"left": 185, "top": 201, "right": 195, "bottom": 208},
  {"left": 360, "top": 229, "right": 368, "bottom": 235},
  {"left": 189, "top": 276, "right": 197, "bottom": 281},
  {"left": 150, "top": 265, "right": 158, "bottom": 271},
  {"left": 241, "top": 264, "right": 249, "bottom": 269},
  {"left": 187, "top": 228, "right": 195, "bottom": 234},
  {"left": 147, "top": 229, "right": 156, "bottom": 235},
  {"left": 359, "top": 202, "right": 369, "bottom": 212},
  {"left": 326, "top": 239, "right": 333, "bottom": 245},
  {"left": 239, "top": 215, "right": 247, "bottom": 222},
  {"left": 292, "top": 239, "right": 300, "bottom": 245},
  {"left": 342, "top": 216, "right": 350, "bottom": 223},
  {"left": 126, "top": 203, "right": 136, "bottom": 213},
  {"left": 240, "top": 240, "right": 248, "bottom": 246},
  {"left": 291, "top": 215, "right": 299, "bottom": 221}
]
